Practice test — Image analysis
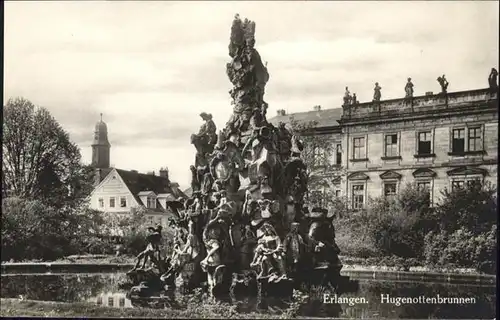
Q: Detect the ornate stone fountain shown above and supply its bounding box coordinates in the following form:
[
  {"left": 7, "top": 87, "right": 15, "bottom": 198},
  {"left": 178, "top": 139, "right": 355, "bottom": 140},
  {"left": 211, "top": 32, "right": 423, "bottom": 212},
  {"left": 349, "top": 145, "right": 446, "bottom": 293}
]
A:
[{"left": 126, "top": 14, "right": 350, "bottom": 304}]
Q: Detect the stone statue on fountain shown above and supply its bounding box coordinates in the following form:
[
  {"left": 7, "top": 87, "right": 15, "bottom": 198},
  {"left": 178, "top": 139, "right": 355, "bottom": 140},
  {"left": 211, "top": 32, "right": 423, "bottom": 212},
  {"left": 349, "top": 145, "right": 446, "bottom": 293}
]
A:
[
  {"left": 277, "top": 122, "right": 293, "bottom": 163},
  {"left": 307, "top": 208, "right": 342, "bottom": 270},
  {"left": 283, "top": 222, "right": 306, "bottom": 276},
  {"left": 132, "top": 225, "right": 163, "bottom": 271},
  {"left": 173, "top": 220, "right": 202, "bottom": 292},
  {"left": 201, "top": 203, "right": 234, "bottom": 296},
  {"left": 209, "top": 131, "right": 245, "bottom": 194},
  {"left": 251, "top": 222, "right": 287, "bottom": 281},
  {"left": 126, "top": 13, "right": 351, "bottom": 306}
]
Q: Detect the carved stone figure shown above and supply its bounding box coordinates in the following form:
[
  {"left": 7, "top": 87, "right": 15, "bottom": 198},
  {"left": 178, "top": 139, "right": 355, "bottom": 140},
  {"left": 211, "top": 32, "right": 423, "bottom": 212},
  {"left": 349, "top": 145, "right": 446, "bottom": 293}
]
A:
[
  {"left": 199, "top": 112, "right": 217, "bottom": 146},
  {"left": 283, "top": 222, "right": 305, "bottom": 276},
  {"left": 239, "top": 224, "right": 257, "bottom": 270},
  {"left": 165, "top": 198, "right": 185, "bottom": 220},
  {"left": 243, "top": 126, "right": 282, "bottom": 195},
  {"left": 209, "top": 131, "right": 244, "bottom": 193},
  {"left": 191, "top": 113, "right": 217, "bottom": 165},
  {"left": 185, "top": 192, "right": 203, "bottom": 217},
  {"left": 250, "top": 222, "right": 287, "bottom": 281},
  {"left": 437, "top": 75, "right": 449, "bottom": 94},
  {"left": 488, "top": 68, "right": 498, "bottom": 91},
  {"left": 132, "top": 225, "right": 163, "bottom": 270},
  {"left": 290, "top": 135, "right": 304, "bottom": 157},
  {"left": 284, "top": 158, "right": 307, "bottom": 203},
  {"left": 351, "top": 93, "right": 358, "bottom": 105},
  {"left": 343, "top": 86, "right": 352, "bottom": 106},
  {"left": 277, "top": 122, "right": 293, "bottom": 163},
  {"left": 175, "top": 220, "right": 202, "bottom": 291},
  {"left": 190, "top": 165, "right": 200, "bottom": 192},
  {"left": 373, "top": 82, "right": 382, "bottom": 102},
  {"left": 226, "top": 14, "right": 270, "bottom": 135},
  {"left": 201, "top": 211, "right": 228, "bottom": 295},
  {"left": 241, "top": 190, "right": 258, "bottom": 224},
  {"left": 250, "top": 198, "right": 279, "bottom": 230},
  {"left": 307, "top": 208, "right": 341, "bottom": 269},
  {"left": 405, "top": 78, "right": 414, "bottom": 98}
]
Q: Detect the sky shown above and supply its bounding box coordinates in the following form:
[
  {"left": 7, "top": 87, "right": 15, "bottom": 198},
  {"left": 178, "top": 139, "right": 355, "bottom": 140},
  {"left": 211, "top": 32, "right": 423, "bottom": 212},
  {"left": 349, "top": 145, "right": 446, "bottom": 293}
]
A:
[{"left": 4, "top": 1, "right": 499, "bottom": 189}]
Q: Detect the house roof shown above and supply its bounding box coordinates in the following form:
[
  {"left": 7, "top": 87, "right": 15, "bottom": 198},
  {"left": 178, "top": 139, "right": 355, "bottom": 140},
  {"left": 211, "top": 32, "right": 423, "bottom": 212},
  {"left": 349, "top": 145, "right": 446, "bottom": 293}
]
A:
[
  {"left": 138, "top": 191, "right": 157, "bottom": 196},
  {"left": 267, "top": 108, "right": 343, "bottom": 128},
  {"left": 183, "top": 186, "right": 193, "bottom": 198},
  {"left": 96, "top": 167, "right": 187, "bottom": 208}
]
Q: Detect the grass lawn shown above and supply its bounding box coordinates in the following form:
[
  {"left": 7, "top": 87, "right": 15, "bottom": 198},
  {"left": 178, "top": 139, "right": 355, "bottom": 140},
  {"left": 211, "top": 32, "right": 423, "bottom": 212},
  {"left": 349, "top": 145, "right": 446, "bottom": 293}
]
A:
[{"left": 0, "top": 298, "right": 289, "bottom": 319}]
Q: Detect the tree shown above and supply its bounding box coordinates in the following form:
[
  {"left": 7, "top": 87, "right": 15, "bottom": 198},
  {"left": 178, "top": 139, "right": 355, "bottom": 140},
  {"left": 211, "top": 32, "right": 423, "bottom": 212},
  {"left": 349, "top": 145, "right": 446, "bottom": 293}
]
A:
[
  {"left": 288, "top": 116, "right": 346, "bottom": 212},
  {"left": 363, "top": 183, "right": 433, "bottom": 259},
  {"left": 1, "top": 197, "right": 107, "bottom": 261},
  {"left": 2, "top": 97, "right": 94, "bottom": 209},
  {"left": 433, "top": 181, "right": 497, "bottom": 235}
]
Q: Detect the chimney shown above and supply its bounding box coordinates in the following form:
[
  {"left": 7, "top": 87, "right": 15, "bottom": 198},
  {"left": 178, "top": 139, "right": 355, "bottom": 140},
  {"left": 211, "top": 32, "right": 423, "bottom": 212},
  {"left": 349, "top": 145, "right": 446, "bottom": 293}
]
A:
[
  {"left": 425, "top": 91, "right": 434, "bottom": 96},
  {"left": 159, "top": 167, "right": 169, "bottom": 179},
  {"left": 276, "top": 109, "right": 286, "bottom": 116},
  {"left": 313, "top": 105, "right": 321, "bottom": 111},
  {"left": 147, "top": 171, "right": 155, "bottom": 176}
]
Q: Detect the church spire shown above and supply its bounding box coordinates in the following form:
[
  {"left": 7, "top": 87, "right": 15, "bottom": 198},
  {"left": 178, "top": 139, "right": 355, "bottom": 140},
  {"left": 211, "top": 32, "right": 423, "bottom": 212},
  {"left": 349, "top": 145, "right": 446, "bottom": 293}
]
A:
[{"left": 91, "top": 113, "right": 111, "bottom": 168}]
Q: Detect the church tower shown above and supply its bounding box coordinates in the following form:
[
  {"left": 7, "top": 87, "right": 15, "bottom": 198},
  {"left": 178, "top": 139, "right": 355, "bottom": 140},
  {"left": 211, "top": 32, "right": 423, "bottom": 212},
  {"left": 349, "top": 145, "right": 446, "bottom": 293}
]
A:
[{"left": 91, "top": 113, "right": 111, "bottom": 168}]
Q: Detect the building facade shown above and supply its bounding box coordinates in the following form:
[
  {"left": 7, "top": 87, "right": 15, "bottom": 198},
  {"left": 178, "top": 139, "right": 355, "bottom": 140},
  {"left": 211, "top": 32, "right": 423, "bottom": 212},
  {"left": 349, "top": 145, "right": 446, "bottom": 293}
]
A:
[{"left": 269, "top": 87, "right": 498, "bottom": 209}]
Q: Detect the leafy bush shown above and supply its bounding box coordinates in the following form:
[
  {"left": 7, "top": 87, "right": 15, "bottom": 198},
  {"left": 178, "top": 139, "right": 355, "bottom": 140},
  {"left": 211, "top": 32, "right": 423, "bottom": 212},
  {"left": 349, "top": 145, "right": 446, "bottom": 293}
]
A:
[
  {"left": 331, "top": 181, "right": 497, "bottom": 273},
  {"left": 424, "top": 225, "right": 497, "bottom": 274},
  {"left": 1, "top": 197, "right": 109, "bottom": 261},
  {"left": 335, "top": 215, "right": 378, "bottom": 258},
  {"left": 433, "top": 182, "right": 497, "bottom": 234},
  {"left": 422, "top": 182, "right": 497, "bottom": 274},
  {"left": 360, "top": 183, "right": 432, "bottom": 260},
  {"left": 121, "top": 229, "right": 149, "bottom": 256},
  {"left": 1, "top": 197, "right": 176, "bottom": 261}
]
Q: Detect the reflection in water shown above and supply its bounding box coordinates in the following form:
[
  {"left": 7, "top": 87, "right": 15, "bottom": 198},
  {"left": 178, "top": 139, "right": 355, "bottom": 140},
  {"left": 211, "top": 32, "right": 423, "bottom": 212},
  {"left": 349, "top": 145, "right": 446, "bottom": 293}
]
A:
[{"left": 1, "top": 273, "right": 495, "bottom": 318}]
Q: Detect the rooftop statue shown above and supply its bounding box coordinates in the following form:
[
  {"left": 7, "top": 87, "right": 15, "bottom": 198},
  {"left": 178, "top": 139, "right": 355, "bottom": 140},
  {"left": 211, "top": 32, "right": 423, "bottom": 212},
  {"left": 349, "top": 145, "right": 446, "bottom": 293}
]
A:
[
  {"left": 405, "top": 78, "right": 414, "bottom": 98},
  {"left": 351, "top": 93, "right": 358, "bottom": 105},
  {"left": 488, "top": 68, "right": 498, "bottom": 91},
  {"left": 343, "top": 86, "right": 352, "bottom": 106},
  {"left": 437, "top": 75, "right": 449, "bottom": 94},
  {"left": 373, "top": 82, "right": 382, "bottom": 102}
]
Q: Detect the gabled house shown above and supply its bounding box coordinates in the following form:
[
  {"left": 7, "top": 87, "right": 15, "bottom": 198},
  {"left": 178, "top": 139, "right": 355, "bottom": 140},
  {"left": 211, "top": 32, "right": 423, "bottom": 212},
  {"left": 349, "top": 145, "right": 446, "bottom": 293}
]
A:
[
  {"left": 89, "top": 167, "right": 186, "bottom": 230},
  {"left": 88, "top": 115, "right": 187, "bottom": 235}
]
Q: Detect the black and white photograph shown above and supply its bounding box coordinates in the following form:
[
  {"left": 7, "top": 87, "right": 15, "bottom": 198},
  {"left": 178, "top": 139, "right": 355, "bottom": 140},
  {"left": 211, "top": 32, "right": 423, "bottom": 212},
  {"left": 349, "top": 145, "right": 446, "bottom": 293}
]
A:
[{"left": 1, "top": 1, "right": 498, "bottom": 319}]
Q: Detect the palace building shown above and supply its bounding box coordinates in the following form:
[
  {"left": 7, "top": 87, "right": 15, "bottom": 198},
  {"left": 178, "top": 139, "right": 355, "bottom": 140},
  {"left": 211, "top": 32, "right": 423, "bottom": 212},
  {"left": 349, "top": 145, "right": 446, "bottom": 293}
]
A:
[
  {"left": 269, "top": 86, "right": 498, "bottom": 209},
  {"left": 88, "top": 115, "right": 186, "bottom": 231}
]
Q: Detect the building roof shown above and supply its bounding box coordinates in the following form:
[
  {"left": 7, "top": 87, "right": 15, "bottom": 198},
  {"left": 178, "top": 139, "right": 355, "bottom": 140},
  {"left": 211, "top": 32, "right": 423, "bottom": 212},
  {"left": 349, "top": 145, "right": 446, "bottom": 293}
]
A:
[
  {"left": 138, "top": 191, "right": 157, "bottom": 196},
  {"left": 96, "top": 167, "right": 186, "bottom": 209},
  {"left": 183, "top": 187, "right": 193, "bottom": 198},
  {"left": 267, "top": 107, "right": 343, "bottom": 128}
]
